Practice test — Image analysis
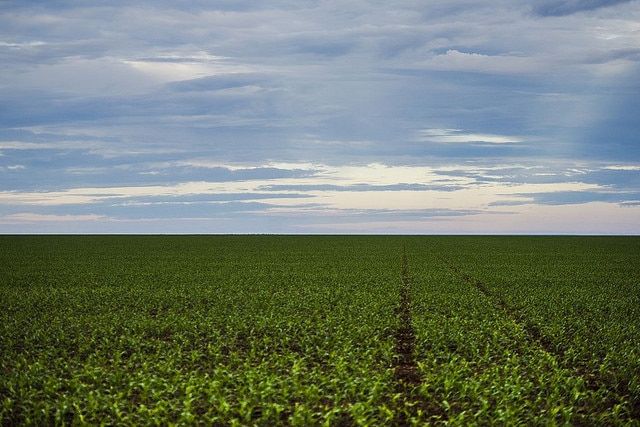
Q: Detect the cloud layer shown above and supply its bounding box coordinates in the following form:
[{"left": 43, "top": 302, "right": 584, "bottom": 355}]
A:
[{"left": 1, "top": 1, "right": 639, "bottom": 233}]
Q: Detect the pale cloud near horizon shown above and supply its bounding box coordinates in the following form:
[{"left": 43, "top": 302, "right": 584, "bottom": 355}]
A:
[
  {"left": 3, "top": 202, "right": 638, "bottom": 235},
  {"left": 0, "top": 212, "right": 106, "bottom": 223},
  {"left": 0, "top": 162, "right": 613, "bottom": 212}
]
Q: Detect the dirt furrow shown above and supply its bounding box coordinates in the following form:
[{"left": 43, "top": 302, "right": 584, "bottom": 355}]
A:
[
  {"left": 391, "top": 253, "right": 422, "bottom": 426},
  {"left": 447, "top": 263, "right": 638, "bottom": 420},
  {"left": 394, "top": 254, "right": 419, "bottom": 388}
]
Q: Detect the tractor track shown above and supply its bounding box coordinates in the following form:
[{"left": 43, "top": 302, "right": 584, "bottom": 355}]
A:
[
  {"left": 392, "top": 253, "right": 446, "bottom": 425},
  {"left": 446, "top": 262, "right": 639, "bottom": 420},
  {"left": 393, "top": 254, "right": 420, "bottom": 390},
  {"left": 448, "top": 263, "right": 557, "bottom": 356}
]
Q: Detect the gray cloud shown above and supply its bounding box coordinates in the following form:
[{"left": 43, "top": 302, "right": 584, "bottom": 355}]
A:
[
  {"left": 492, "top": 190, "right": 640, "bottom": 206},
  {"left": 1, "top": 1, "right": 640, "bottom": 232},
  {"left": 532, "top": 0, "right": 634, "bottom": 16},
  {"left": 257, "top": 183, "right": 465, "bottom": 192}
]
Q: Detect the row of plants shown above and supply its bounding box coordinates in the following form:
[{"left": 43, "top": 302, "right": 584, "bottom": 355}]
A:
[
  {"left": 1, "top": 236, "right": 406, "bottom": 425},
  {"left": 1, "top": 236, "right": 638, "bottom": 424},
  {"left": 420, "top": 236, "right": 640, "bottom": 423}
]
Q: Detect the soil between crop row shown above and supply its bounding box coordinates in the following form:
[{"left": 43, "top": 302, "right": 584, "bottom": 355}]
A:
[{"left": 391, "top": 254, "right": 421, "bottom": 425}]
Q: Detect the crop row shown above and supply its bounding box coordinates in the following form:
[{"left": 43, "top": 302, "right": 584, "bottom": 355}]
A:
[
  {"left": 1, "top": 236, "right": 638, "bottom": 425},
  {"left": 1, "top": 236, "right": 405, "bottom": 425},
  {"left": 404, "top": 242, "right": 629, "bottom": 424},
  {"left": 417, "top": 236, "right": 640, "bottom": 422}
]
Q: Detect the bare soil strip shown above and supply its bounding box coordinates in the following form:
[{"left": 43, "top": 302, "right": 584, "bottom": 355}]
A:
[
  {"left": 394, "top": 254, "right": 420, "bottom": 388},
  {"left": 447, "top": 263, "right": 638, "bottom": 420},
  {"left": 391, "top": 253, "right": 423, "bottom": 425}
]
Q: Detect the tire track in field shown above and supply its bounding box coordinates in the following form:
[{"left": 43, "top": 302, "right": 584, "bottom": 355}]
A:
[
  {"left": 448, "top": 264, "right": 557, "bottom": 355},
  {"left": 393, "top": 253, "right": 420, "bottom": 391},
  {"left": 393, "top": 253, "right": 441, "bottom": 425},
  {"left": 446, "top": 263, "right": 638, "bottom": 420}
]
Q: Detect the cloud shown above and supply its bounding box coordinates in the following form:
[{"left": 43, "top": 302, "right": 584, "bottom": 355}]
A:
[
  {"left": 6, "top": 57, "right": 162, "bottom": 95},
  {"left": 123, "top": 52, "right": 252, "bottom": 83},
  {"left": 0, "top": 213, "right": 106, "bottom": 223},
  {"left": 420, "top": 50, "right": 541, "bottom": 75},
  {"left": 603, "top": 164, "right": 640, "bottom": 171},
  {"left": 171, "top": 160, "right": 316, "bottom": 172},
  {"left": 0, "top": 181, "right": 307, "bottom": 206},
  {"left": 0, "top": 164, "right": 26, "bottom": 172},
  {"left": 1, "top": 1, "right": 640, "bottom": 232},
  {"left": 167, "top": 73, "right": 269, "bottom": 92},
  {"left": 416, "top": 129, "right": 524, "bottom": 144},
  {"left": 497, "top": 190, "right": 640, "bottom": 206},
  {"left": 0, "top": 140, "right": 97, "bottom": 150},
  {"left": 532, "top": 0, "right": 635, "bottom": 16},
  {"left": 257, "top": 183, "right": 465, "bottom": 192},
  {"left": 0, "top": 162, "right": 603, "bottom": 218}
]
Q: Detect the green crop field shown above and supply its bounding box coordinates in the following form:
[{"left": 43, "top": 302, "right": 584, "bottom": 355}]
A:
[{"left": 1, "top": 236, "right": 639, "bottom": 425}]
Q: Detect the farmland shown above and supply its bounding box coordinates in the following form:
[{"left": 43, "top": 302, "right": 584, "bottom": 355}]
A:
[{"left": 1, "top": 236, "right": 639, "bottom": 425}]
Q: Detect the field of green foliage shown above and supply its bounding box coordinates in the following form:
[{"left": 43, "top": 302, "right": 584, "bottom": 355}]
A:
[{"left": 1, "top": 236, "right": 638, "bottom": 425}]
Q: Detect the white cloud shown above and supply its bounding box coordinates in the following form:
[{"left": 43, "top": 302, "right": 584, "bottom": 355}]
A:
[
  {"left": 173, "top": 160, "right": 265, "bottom": 171},
  {"left": 0, "top": 213, "right": 106, "bottom": 223},
  {"left": 0, "top": 164, "right": 25, "bottom": 171},
  {"left": 0, "top": 140, "right": 98, "bottom": 150},
  {"left": 0, "top": 141, "right": 57, "bottom": 150},
  {"left": 0, "top": 140, "right": 186, "bottom": 159},
  {"left": 122, "top": 52, "right": 253, "bottom": 83},
  {"left": 603, "top": 164, "right": 640, "bottom": 171},
  {"left": 65, "top": 167, "right": 109, "bottom": 175},
  {"left": 416, "top": 129, "right": 524, "bottom": 144},
  {"left": 0, "top": 162, "right": 602, "bottom": 214},
  {"left": 0, "top": 40, "right": 47, "bottom": 48},
  {"left": 421, "top": 49, "right": 541, "bottom": 74}
]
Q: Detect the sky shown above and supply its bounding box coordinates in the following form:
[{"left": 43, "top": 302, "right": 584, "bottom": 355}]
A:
[{"left": 0, "top": 0, "right": 639, "bottom": 234}]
